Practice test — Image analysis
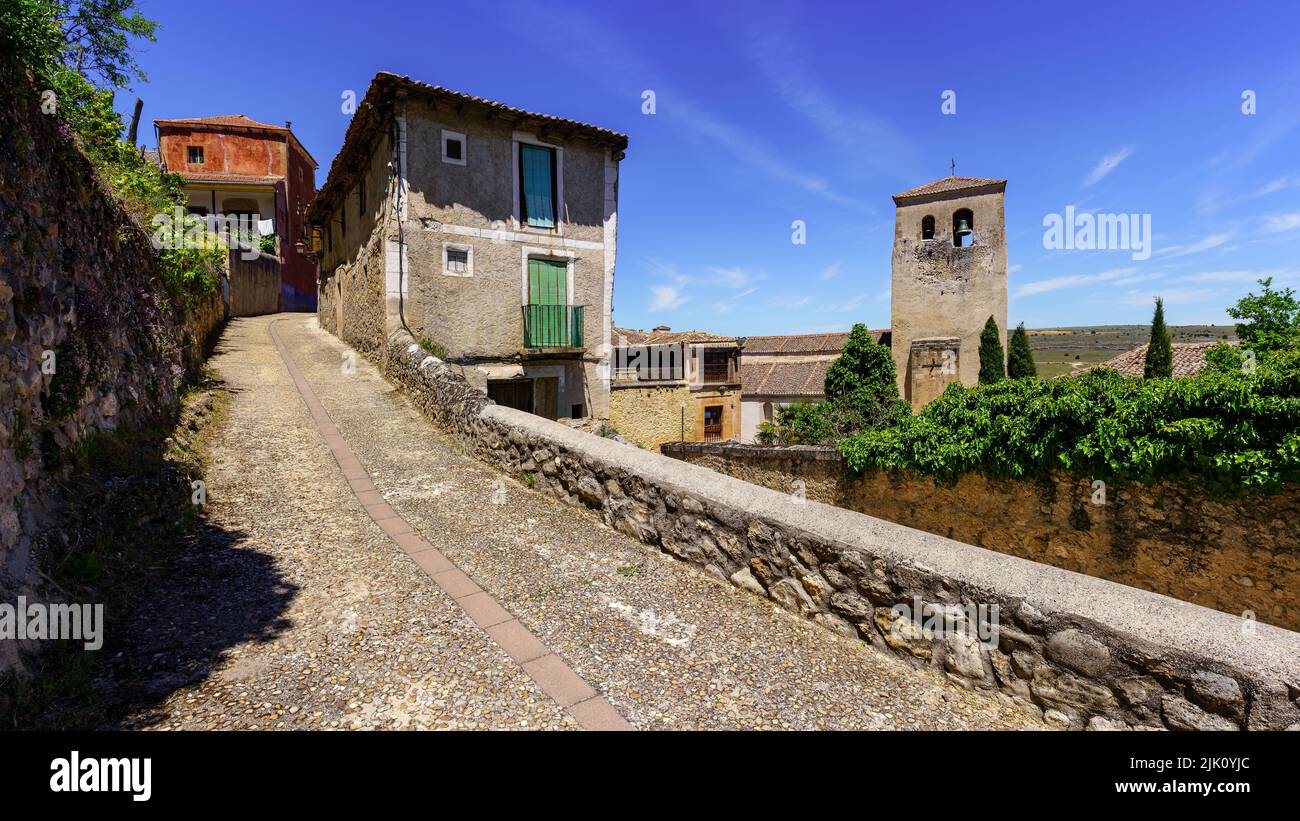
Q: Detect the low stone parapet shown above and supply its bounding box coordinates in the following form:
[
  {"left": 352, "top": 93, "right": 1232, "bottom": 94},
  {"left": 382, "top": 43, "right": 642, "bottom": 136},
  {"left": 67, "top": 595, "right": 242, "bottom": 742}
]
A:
[{"left": 381, "top": 328, "right": 1300, "bottom": 730}]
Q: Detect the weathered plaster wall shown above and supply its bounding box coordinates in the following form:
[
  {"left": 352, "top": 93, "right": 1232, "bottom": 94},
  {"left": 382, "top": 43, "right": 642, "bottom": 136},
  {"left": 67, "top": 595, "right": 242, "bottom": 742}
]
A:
[
  {"left": 609, "top": 385, "right": 741, "bottom": 450},
  {"left": 661, "top": 442, "right": 1300, "bottom": 633},
  {"left": 228, "top": 252, "right": 282, "bottom": 316},
  {"left": 375, "top": 326, "right": 1300, "bottom": 730},
  {"left": 2, "top": 65, "right": 226, "bottom": 623},
  {"left": 610, "top": 384, "right": 693, "bottom": 448},
  {"left": 315, "top": 99, "right": 617, "bottom": 419},
  {"left": 891, "top": 187, "right": 1007, "bottom": 406}
]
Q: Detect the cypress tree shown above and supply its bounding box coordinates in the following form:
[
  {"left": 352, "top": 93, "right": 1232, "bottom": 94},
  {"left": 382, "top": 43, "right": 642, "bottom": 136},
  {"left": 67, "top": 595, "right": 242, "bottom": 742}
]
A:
[
  {"left": 1007, "top": 322, "right": 1037, "bottom": 379},
  {"left": 978, "top": 316, "right": 1005, "bottom": 384},
  {"left": 1145, "top": 297, "right": 1173, "bottom": 378}
]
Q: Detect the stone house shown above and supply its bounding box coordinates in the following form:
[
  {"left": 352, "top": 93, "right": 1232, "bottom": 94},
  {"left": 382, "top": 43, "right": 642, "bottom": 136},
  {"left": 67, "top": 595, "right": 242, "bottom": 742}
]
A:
[
  {"left": 609, "top": 326, "right": 741, "bottom": 449},
  {"left": 306, "top": 73, "right": 626, "bottom": 422},
  {"left": 154, "top": 114, "right": 318, "bottom": 310},
  {"left": 738, "top": 330, "right": 889, "bottom": 441},
  {"left": 890, "top": 176, "right": 1008, "bottom": 409}
]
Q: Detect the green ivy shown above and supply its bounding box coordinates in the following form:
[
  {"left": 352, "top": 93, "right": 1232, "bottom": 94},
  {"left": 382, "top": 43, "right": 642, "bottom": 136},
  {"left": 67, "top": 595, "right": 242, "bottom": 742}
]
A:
[{"left": 837, "top": 348, "right": 1300, "bottom": 497}]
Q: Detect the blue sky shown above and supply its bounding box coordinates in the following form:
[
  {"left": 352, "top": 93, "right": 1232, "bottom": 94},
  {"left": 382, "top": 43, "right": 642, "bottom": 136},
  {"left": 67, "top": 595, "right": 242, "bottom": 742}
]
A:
[{"left": 118, "top": 0, "right": 1300, "bottom": 335}]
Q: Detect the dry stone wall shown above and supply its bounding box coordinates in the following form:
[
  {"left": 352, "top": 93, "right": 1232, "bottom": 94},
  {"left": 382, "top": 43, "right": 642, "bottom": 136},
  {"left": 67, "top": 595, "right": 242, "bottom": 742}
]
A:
[
  {"left": 378, "top": 327, "right": 1300, "bottom": 730},
  {"left": 1, "top": 63, "right": 225, "bottom": 609}
]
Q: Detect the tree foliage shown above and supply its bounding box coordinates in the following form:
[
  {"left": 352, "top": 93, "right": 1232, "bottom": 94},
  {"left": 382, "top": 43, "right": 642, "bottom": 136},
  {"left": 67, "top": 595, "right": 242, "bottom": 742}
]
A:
[
  {"left": 1145, "top": 297, "right": 1173, "bottom": 378},
  {"left": 838, "top": 349, "right": 1300, "bottom": 496},
  {"left": 1007, "top": 321, "right": 1037, "bottom": 379},
  {"left": 978, "top": 316, "right": 1005, "bottom": 384},
  {"left": 755, "top": 324, "right": 908, "bottom": 445},
  {"left": 1228, "top": 277, "right": 1300, "bottom": 354}
]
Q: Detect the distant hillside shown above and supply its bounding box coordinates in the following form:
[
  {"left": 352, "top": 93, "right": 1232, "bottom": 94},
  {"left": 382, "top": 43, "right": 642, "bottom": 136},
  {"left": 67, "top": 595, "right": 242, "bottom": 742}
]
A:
[{"left": 1026, "top": 324, "right": 1238, "bottom": 379}]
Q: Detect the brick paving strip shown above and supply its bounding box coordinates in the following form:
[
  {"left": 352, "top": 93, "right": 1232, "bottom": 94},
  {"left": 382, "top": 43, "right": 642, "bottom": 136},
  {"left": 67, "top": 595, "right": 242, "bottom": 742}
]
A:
[{"left": 268, "top": 319, "right": 632, "bottom": 731}]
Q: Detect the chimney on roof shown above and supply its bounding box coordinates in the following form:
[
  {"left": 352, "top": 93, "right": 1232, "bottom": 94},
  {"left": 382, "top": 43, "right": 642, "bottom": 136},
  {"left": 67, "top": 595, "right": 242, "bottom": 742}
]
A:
[
  {"left": 652, "top": 325, "right": 671, "bottom": 332},
  {"left": 284, "top": 120, "right": 292, "bottom": 130}
]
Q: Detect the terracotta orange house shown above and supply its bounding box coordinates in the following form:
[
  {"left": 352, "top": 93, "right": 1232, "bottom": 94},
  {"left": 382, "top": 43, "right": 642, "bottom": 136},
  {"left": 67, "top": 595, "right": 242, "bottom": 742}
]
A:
[{"left": 154, "top": 114, "right": 319, "bottom": 310}]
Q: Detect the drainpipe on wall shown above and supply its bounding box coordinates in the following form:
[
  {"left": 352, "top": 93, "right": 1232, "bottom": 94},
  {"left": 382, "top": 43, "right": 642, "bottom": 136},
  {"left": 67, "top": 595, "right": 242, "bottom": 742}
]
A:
[{"left": 390, "top": 107, "right": 412, "bottom": 339}]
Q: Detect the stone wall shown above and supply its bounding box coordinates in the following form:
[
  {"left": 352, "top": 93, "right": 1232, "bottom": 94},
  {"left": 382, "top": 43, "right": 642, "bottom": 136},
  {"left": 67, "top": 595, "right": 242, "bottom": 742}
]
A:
[
  {"left": 377, "top": 327, "right": 1300, "bottom": 730},
  {"left": 661, "top": 443, "right": 1300, "bottom": 633},
  {"left": 1, "top": 63, "right": 225, "bottom": 612}
]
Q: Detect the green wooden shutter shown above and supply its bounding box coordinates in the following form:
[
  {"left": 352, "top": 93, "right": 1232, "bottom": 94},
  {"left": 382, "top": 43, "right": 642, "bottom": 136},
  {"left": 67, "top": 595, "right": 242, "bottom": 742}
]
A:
[
  {"left": 527, "top": 258, "right": 568, "bottom": 346},
  {"left": 521, "top": 144, "right": 556, "bottom": 229}
]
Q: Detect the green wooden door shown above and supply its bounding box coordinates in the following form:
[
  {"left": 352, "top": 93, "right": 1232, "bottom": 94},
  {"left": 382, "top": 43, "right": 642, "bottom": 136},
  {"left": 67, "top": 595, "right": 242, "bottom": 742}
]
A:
[{"left": 527, "top": 258, "right": 568, "bottom": 346}]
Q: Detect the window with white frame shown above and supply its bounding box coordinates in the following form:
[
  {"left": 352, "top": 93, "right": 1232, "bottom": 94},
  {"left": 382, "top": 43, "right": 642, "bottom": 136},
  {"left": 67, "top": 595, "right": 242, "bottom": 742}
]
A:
[
  {"left": 441, "top": 130, "right": 466, "bottom": 165},
  {"left": 443, "top": 242, "right": 472, "bottom": 276}
]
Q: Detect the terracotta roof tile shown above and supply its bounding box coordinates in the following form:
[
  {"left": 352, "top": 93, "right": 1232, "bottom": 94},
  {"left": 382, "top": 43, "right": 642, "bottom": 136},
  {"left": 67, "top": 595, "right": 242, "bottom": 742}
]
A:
[
  {"left": 1085, "top": 341, "right": 1233, "bottom": 378},
  {"left": 614, "top": 326, "right": 735, "bottom": 346},
  {"left": 741, "top": 329, "right": 887, "bottom": 355},
  {"left": 155, "top": 114, "right": 282, "bottom": 129},
  {"left": 742, "top": 360, "right": 830, "bottom": 398},
  {"left": 893, "top": 175, "right": 1006, "bottom": 201}
]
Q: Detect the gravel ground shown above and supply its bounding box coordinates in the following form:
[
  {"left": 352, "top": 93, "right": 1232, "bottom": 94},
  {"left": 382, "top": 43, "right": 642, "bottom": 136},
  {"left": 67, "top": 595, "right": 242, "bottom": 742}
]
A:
[
  {"left": 121, "top": 315, "right": 573, "bottom": 730},
  {"left": 264, "top": 314, "right": 1048, "bottom": 731}
]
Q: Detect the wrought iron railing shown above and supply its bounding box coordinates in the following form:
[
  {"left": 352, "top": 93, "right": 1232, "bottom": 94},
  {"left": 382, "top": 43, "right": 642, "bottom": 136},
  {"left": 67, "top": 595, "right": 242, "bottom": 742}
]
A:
[{"left": 522, "top": 304, "right": 585, "bottom": 349}]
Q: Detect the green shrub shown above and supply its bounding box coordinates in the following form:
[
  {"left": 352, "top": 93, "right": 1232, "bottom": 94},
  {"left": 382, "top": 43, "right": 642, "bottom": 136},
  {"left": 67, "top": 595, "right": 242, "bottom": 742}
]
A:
[{"left": 838, "top": 350, "right": 1300, "bottom": 496}]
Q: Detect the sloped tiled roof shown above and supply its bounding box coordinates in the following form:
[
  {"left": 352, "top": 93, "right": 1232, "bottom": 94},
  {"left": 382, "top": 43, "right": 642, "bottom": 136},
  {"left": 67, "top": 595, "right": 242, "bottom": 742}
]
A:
[
  {"left": 614, "top": 326, "right": 735, "bottom": 346},
  {"left": 1086, "top": 341, "right": 1233, "bottom": 378},
  {"left": 742, "top": 360, "right": 831, "bottom": 398},
  {"left": 893, "top": 175, "right": 1006, "bottom": 201},
  {"left": 742, "top": 329, "right": 888, "bottom": 355},
  {"left": 155, "top": 114, "right": 282, "bottom": 129}
]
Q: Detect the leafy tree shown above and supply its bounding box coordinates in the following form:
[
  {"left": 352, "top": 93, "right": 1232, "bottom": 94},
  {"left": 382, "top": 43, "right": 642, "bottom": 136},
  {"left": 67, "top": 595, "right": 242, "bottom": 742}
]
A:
[
  {"left": 1203, "top": 342, "right": 1245, "bottom": 374},
  {"left": 54, "top": 0, "right": 158, "bottom": 88},
  {"left": 756, "top": 325, "right": 908, "bottom": 445},
  {"left": 1144, "top": 297, "right": 1173, "bottom": 378},
  {"left": 978, "top": 316, "right": 1005, "bottom": 383},
  {"left": 825, "top": 324, "right": 897, "bottom": 408},
  {"left": 1228, "top": 277, "right": 1300, "bottom": 354},
  {"left": 1007, "top": 322, "right": 1037, "bottom": 379}
]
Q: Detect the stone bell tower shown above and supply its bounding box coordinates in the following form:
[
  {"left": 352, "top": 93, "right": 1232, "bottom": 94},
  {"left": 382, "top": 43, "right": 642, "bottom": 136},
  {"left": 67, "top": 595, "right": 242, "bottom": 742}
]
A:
[{"left": 889, "top": 176, "right": 1008, "bottom": 409}]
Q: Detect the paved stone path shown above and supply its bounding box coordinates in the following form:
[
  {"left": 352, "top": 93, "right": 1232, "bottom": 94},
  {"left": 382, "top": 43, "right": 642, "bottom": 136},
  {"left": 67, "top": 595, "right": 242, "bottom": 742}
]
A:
[{"left": 128, "top": 314, "right": 1045, "bottom": 730}]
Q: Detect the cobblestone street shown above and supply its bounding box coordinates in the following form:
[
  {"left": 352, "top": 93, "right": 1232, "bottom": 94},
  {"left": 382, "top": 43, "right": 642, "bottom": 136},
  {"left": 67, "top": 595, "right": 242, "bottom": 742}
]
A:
[{"left": 124, "top": 314, "right": 1045, "bottom": 730}]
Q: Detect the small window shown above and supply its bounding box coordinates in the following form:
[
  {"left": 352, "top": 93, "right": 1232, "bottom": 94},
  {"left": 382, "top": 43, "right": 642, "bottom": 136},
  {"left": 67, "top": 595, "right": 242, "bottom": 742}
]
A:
[
  {"left": 443, "top": 243, "right": 472, "bottom": 276},
  {"left": 570, "top": 403, "right": 584, "bottom": 419},
  {"left": 340, "top": 206, "right": 346, "bottom": 238},
  {"left": 358, "top": 183, "right": 366, "bottom": 217},
  {"left": 921, "top": 215, "right": 936, "bottom": 240},
  {"left": 441, "top": 130, "right": 466, "bottom": 165},
  {"left": 187, "top": 145, "right": 204, "bottom": 164}
]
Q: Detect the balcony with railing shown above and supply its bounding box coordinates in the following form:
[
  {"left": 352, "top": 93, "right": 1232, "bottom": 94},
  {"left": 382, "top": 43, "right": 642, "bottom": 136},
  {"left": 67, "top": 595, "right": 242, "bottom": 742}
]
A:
[{"left": 522, "top": 304, "right": 585, "bottom": 352}]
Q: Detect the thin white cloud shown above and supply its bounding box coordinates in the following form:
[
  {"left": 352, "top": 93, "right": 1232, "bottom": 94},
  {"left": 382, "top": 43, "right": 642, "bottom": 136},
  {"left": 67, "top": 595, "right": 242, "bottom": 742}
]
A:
[
  {"left": 1156, "top": 232, "right": 1232, "bottom": 259},
  {"left": 1083, "top": 147, "right": 1134, "bottom": 187},
  {"left": 769, "top": 295, "right": 812, "bottom": 309},
  {"left": 649, "top": 285, "right": 686, "bottom": 311},
  {"left": 1262, "top": 211, "right": 1300, "bottom": 234},
  {"left": 818, "top": 262, "right": 842, "bottom": 281},
  {"left": 1014, "top": 267, "right": 1139, "bottom": 297},
  {"left": 708, "top": 267, "right": 765, "bottom": 289}
]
